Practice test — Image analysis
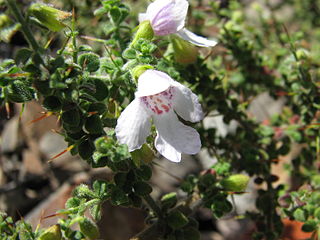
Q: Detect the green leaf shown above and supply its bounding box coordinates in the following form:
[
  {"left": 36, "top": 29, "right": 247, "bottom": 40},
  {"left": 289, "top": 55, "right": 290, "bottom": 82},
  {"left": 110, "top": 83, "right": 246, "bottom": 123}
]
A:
[
  {"left": 314, "top": 207, "right": 320, "bottom": 220},
  {"left": 92, "top": 78, "right": 109, "bottom": 101},
  {"left": 109, "top": 7, "right": 121, "bottom": 24},
  {"left": 110, "top": 187, "right": 129, "bottom": 205},
  {"left": 78, "top": 140, "right": 95, "bottom": 160},
  {"left": 301, "top": 220, "right": 318, "bottom": 232},
  {"left": 42, "top": 96, "right": 62, "bottom": 111},
  {"left": 16, "top": 220, "right": 34, "bottom": 240},
  {"left": 166, "top": 210, "right": 189, "bottom": 230},
  {"left": 89, "top": 204, "right": 102, "bottom": 221},
  {"left": 15, "top": 48, "right": 32, "bottom": 64},
  {"left": 133, "top": 181, "right": 152, "bottom": 196},
  {"left": 212, "top": 162, "right": 231, "bottom": 175},
  {"left": 88, "top": 103, "right": 107, "bottom": 115},
  {"left": 78, "top": 53, "right": 100, "bottom": 72},
  {"left": 130, "top": 144, "right": 154, "bottom": 167},
  {"left": 94, "top": 137, "right": 112, "bottom": 154},
  {"left": 39, "top": 225, "right": 62, "bottom": 240},
  {"left": 199, "top": 174, "right": 216, "bottom": 188},
  {"left": 61, "top": 108, "right": 81, "bottom": 127},
  {"left": 85, "top": 115, "right": 103, "bottom": 134},
  {"left": 73, "top": 184, "right": 96, "bottom": 199},
  {"left": 49, "top": 56, "right": 65, "bottom": 71},
  {"left": 65, "top": 197, "right": 81, "bottom": 209},
  {"left": 122, "top": 48, "right": 137, "bottom": 59},
  {"left": 79, "top": 218, "right": 100, "bottom": 240},
  {"left": 34, "top": 80, "right": 53, "bottom": 96},
  {"left": 119, "top": 6, "right": 129, "bottom": 22},
  {"left": 311, "top": 175, "right": 320, "bottom": 189},
  {"left": 160, "top": 192, "right": 177, "bottom": 210},
  {"left": 135, "top": 164, "right": 152, "bottom": 181},
  {"left": 114, "top": 172, "right": 127, "bottom": 187},
  {"left": 92, "top": 152, "right": 109, "bottom": 168},
  {"left": 138, "top": 55, "right": 153, "bottom": 64},
  {"left": 93, "top": 180, "right": 109, "bottom": 200},
  {"left": 23, "top": 63, "right": 41, "bottom": 74},
  {"left": 293, "top": 208, "right": 307, "bottom": 222},
  {"left": 93, "top": 7, "right": 109, "bottom": 17},
  {"left": 7, "top": 80, "right": 34, "bottom": 103}
]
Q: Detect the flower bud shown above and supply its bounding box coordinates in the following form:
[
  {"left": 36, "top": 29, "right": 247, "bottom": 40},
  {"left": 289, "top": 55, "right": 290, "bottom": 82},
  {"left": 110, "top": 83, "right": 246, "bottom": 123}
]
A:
[
  {"left": 220, "top": 174, "right": 249, "bottom": 192},
  {"left": 29, "top": 3, "right": 71, "bottom": 32},
  {"left": 131, "top": 21, "right": 154, "bottom": 47},
  {"left": 131, "top": 65, "right": 154, "bottom": 81},
  {"left": 39, "top": 225, "right": 62, "bottom": 240},
  {"left": 171, "top": 36, "right": 198, "bottom": 65}
]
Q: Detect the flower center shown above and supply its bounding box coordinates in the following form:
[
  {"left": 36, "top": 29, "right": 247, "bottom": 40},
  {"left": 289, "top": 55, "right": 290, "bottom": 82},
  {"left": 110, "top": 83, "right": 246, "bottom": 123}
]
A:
[{"left": 141, "top": 86, "right": 174, "bottom": 115}]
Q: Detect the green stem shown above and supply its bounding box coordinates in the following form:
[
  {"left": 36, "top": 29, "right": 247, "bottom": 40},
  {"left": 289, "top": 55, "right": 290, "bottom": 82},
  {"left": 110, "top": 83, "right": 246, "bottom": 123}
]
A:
[
  {"left": 143, "top": 195, "right": 163, "bottom": 219},
  {"left": 7, "top": 0, "right": 40, "bottom": 52},
  {"left": 71, "top": 9, "right": 78, "bottom": 63}
]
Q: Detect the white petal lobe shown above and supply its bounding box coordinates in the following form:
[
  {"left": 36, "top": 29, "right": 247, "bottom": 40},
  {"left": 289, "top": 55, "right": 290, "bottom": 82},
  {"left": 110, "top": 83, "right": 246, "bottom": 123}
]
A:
[
  {"left": 153, "top": 111, "right": 201, "bottom": 156},
  {"left": 136, "top": 70, "right": 172, "bottom": 97},
  {"left": 171, "top": 0, "right": 189, "bottom": 31},
  {"left": 177, "top": 28, "right": 218, "bottom": 47},
  {"left": 155, "top": 134, "right": 181, "bottom": 162},
  {"left": 115, "top": 98, "right": 151, "bottom": 151},
  {"left": 171, "top": 82, "right": 203, "bottom": 122}
]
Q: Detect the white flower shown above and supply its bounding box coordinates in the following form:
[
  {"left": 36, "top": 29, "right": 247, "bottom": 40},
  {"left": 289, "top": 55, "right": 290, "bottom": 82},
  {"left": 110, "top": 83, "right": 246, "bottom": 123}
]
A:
[
  {"left": 115, "top": 70, "right": 203, "bottom": 162},
  {"left": 139, "top": 0, "right": 217, "bottom": 47}
]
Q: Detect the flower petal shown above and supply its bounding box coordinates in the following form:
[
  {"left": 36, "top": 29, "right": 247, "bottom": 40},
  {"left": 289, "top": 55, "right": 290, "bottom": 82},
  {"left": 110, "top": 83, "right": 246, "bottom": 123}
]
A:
[
  {"left": 177, "top": 28, "right": 217, "bottom": 47},
  {"left": 115, "top": 98, "right": 151, "bottom": 151},
  {"left": 136, "top": 70, "right": 171, "bottom": 97},
  {"left": 171, "top": 82, "right": 204, "bottom": 122},
  {"left": 155, "top": 133, "right": 181, "bottom": 162},
  {"left": 153, "top": 111, "right": 201, "bottom": 156},
  {"left": 143, "top": 0, "right": 188, "bottom": 36},
  {"left": 144, "top": 0, "right": 172, "bottom": 21},
  {"left": 171, "top": 0, "right": 189, "bottom": 31}
]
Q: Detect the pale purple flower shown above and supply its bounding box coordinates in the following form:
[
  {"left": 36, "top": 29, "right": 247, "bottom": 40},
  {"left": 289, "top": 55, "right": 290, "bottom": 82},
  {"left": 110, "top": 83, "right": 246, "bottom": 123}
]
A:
[
  {"left": 115, "top": 70, "right": 203, "bottom": 162},
  {"left": 139, "top": 0, "right": 217, "bottom": 47}
]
